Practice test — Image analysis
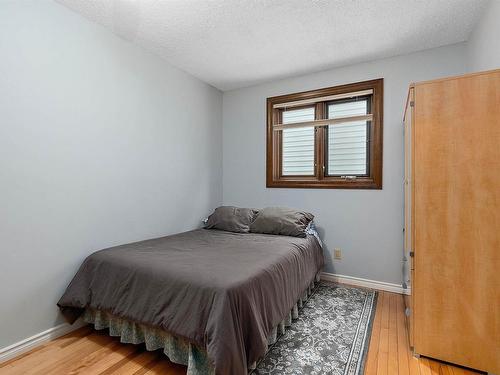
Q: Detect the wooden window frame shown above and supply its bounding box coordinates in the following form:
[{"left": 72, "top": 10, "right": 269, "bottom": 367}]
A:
[{"left": 266, "top": 78, "right": 383, "bottom": 189}]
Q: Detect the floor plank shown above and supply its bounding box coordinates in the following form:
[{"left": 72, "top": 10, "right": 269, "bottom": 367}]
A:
[
  {"left": 365, "top": 289, "right": 383, "bottom": 374},
  {"left": 99, "top": 351, "right": 161, "bottom": 375},
  {"left": 0, "top": 290, "right": 484, "bottom": 375},
  {"left": 396, "top": 292, "right": 410, "bottom": 375},
  {"left": 388, "top": 294, "right": 399, "bottom": 374},
  {"left": 419, "top": 357, "right": 434, "bottom": 375},
  {"left": 364, "top": 291, "right": 482, "bottom": 375},
  {"left": 376, "top": 292, "right": 390, "bottom": 374}
]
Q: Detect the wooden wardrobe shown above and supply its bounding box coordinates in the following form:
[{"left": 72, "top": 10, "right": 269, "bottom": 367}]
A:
[{"left": 403, "top": 69, "right": 500, "bottom": 374}]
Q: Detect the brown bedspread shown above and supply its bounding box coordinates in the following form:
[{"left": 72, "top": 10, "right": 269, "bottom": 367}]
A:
[{"left": 57, "top": 229, "right": 324, "bottom": 374}]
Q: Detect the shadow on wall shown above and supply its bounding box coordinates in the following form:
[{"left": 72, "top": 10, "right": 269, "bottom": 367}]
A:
[{"left": 315, "top": 225, "right": 334, "bottom": 273}]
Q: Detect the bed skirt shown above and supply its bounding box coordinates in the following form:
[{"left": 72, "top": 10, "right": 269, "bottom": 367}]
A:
[{"left": 82, "top": 273, "right": 321, "bottom": 374}]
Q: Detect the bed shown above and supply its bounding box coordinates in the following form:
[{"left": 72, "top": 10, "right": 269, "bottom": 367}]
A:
[{"left": 58, "top": 226, "right": 324, "bottom": 375}]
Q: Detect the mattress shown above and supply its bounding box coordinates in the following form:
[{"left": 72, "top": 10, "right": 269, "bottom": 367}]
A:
[{"left": 58, "top": 229, "right": 324, "bottom": 375}]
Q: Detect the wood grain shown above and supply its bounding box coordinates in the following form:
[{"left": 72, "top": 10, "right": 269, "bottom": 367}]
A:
[
  {"left": 0, "top": 330, "right": 185, "bottom": 375},
  {"left": 364, "top": 292, "right": 481, "bottom": 375},
  {"left": 412, "top": 69, "right": 500, "bottom": 374}
]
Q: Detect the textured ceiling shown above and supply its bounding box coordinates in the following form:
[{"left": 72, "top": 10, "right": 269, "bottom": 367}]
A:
[{"left": 56, "top": 0, "right": 487, "bottom": 91}]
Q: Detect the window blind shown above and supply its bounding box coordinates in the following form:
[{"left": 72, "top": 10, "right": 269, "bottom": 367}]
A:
[
  {"left": 282, "top": 107, "right": 315, "bottom": 176},
  {"left": 327, "top": 99, "right": 368, "bottom": 175}
]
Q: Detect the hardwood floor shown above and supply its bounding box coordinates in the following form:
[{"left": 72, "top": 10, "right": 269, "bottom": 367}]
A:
[
  {"left": 0, "top": 291, "right": 483, "bottom": 374},
  {"left": 365, "top": 291, "right": 483, "bottom": 375}
]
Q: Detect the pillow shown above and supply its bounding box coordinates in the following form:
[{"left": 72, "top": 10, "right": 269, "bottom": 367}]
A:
[
  {"left": 205, "top": 206, "right": 258, "bottom": 233},
  {"left": 249, "top": 207, "right": 314, "bottom": 238}
]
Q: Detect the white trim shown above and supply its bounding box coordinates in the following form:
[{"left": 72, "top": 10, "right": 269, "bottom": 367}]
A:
[
  {"left": 273, "top": 114, "right": 373, "bottom": 131},
  {"left": 321, "top": 272, "right": 409, "bottom": 295},
  {"left": 0, "top": 320, "right": 86, "bottom": 363}
]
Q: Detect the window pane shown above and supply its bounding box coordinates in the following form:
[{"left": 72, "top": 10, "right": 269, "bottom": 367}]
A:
[
  {"left": 282, "top": 107, "right": 315, "bottom": 176},
  {"left": 282, "top": 107, "right": 315, "bottom": 124},
  {"left": 328, "top": 99, "right": 368, "bottom": 176},
  {"left": 329, "top": 99, "right": 367, "bottom": 118}
]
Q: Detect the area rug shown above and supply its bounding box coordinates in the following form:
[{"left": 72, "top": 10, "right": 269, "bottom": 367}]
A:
[{"left": 252, "top": 283, "right": 378, "bottom": 375}]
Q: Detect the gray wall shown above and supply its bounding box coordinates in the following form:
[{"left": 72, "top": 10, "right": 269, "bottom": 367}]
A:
[
  {"left": 466, "top": 0, "right": 500, "bottom": 72},
  {"left": 0, "top": 1, "right": 222, "bottom": 348},
  {"left": 222, "top": 44, "right": 467, "bottom": 285}
]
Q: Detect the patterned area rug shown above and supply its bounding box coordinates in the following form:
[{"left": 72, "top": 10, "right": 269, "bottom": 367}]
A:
[{"left": 253, "top": 283, "right": 377, "bottom": 375}]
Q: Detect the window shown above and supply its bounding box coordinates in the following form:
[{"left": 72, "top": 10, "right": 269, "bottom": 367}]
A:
[{"left": 266, "top": 79, "right": 383, "bottom": 189}]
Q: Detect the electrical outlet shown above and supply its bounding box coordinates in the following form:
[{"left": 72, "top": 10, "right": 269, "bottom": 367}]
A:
[{"left": 334, "top": 248, "right": 342, "bottom": 260}]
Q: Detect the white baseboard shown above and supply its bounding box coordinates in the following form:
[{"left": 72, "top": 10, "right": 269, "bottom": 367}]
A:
[
  {"left": 321, "top": 272, "right": 409, "bottom": 295},
  {"left": 0, "top": 320, "right": 86, "bottom": 364}
]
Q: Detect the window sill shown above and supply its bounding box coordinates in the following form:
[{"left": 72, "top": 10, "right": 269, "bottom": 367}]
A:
[{"left": 266, "top": 178, "right": 382, "bottom": 189}]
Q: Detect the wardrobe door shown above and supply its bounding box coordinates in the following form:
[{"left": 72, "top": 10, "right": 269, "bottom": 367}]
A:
[{"left": 413, "top": 71, "right": 500, "bottom": 373}]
